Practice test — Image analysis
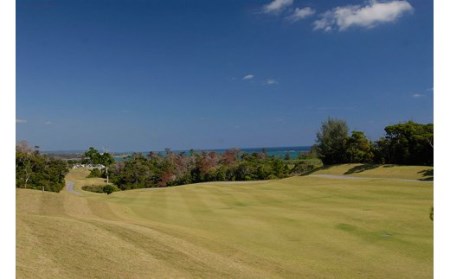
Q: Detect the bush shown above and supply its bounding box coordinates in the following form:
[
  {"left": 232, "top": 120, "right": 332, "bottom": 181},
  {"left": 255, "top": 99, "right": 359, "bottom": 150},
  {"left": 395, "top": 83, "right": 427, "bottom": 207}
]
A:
[
  {"left": 82, "top": 185, "right": 105, "bottom": 193},
  {"left": 103, "top": 184, "right": 119, "bottom": 195},
  {"left": 82, "top": 184, "right": 120, "bottom": 194},
  {"left": 87, "top": 168, "right": 102, "bottom": 178}
]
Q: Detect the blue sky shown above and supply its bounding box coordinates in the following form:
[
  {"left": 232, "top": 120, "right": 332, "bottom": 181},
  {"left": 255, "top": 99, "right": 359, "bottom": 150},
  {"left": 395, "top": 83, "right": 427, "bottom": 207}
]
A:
[{"left": 16, "top": 0, "right": 433, "bottom": 152}]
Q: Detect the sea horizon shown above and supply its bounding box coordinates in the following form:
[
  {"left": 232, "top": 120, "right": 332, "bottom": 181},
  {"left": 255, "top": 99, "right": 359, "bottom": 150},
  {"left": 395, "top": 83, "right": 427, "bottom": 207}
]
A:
[{"left": 43, "top": 145, "right": 313, "bottom": 159}]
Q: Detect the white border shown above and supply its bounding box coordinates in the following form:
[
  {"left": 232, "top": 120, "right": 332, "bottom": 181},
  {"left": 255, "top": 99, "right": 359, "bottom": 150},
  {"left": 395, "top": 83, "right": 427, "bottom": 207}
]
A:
[
  {"left": 435, "top": 0, "right": 449, "bottom": 278},
  {"left": 0, "top": 0, "right": 16, "bottom": 277},
  {"left": 4, "top": 0, "right": 442, "bottom": 278}
]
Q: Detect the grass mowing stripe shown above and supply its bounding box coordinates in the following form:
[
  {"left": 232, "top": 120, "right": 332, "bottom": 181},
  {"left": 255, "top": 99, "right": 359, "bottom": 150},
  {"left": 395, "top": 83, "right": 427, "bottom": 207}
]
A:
[{"left": 17, "top": 165, "right": 433, "bottom": 278}]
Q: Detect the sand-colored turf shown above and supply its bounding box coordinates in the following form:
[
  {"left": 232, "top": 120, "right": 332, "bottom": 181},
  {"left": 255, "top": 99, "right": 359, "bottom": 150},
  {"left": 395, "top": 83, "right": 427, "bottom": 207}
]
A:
[{"left": 17, "top": 165, "right": 433, "bottom": 278}]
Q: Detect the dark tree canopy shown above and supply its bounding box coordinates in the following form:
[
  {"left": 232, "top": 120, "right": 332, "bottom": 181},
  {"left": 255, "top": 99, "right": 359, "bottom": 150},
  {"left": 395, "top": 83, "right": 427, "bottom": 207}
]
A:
[
  {"left": 315, "top": 118, "right": 432, "bottom": 166},
  {"left": 315, "top": 118, "right": 349, "bottom": 165},
  {"left": 375, "top": 121, "right": 433, "bottom": 165},
  {"left": 346, "top": 131, "right": 374, "bottom": 163}
]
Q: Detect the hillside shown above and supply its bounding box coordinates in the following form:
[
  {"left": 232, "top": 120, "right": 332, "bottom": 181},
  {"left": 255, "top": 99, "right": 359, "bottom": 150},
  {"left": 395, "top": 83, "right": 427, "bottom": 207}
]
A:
[{"left": 17, "top": 166, "right": 433, "bottom": 278}]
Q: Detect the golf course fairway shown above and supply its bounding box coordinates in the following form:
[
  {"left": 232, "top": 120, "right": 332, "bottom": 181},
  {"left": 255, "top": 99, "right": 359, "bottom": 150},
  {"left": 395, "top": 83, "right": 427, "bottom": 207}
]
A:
[{"left": 17, "top": 164, "right": 433, "bottom": 278}]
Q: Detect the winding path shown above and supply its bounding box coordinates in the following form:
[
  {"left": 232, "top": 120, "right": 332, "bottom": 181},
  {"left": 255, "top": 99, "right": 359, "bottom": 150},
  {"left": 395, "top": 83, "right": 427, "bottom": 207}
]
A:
[{"left": 65, "top": 181, "right": 81, "bottom": 195}]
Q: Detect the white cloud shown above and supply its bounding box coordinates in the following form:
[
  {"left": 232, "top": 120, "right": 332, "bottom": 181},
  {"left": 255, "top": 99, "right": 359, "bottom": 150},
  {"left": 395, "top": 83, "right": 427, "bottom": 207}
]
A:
[
  {"left": 314, "top": 0, "right": 413, "bottom": 31},
  {"left": 263, "top": 0, "right": 293, "bottom": 14},
  {"left": 16, "top": 119, "right": 27, "bottom": 124},
  {"left": 242, "top": 74, "right": 255, "bottom": 80},
  {"left": 265, "top": 79, "right": 278, "bottom": 85},
  {"left": 412, "top": 93, "right": 425, "bottom": 98},
  {"left": 45, "top": 121, "right": 52, "bottom": 125},
  {"left": 287, "top": 7, "right": 316, "bottom": 22}
]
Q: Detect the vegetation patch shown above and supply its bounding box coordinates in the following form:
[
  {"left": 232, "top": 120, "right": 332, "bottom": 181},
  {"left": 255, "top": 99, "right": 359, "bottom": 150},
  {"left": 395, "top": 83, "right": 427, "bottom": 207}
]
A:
[
  {"left": 82, "top": 184, "right": 120, "bottom": 194},
  {"left": 16, "top": 141, "right": 68, "bottom": 192},
  {"left": 81, "top": 185, "right": 105, "bottom": 193},
  {"left": 315, "top": 118, "right": 432, "bottom": 166}
]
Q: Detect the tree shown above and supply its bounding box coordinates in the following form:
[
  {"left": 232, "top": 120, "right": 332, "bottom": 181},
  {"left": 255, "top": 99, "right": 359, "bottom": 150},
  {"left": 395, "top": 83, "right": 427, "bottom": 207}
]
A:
[
  {"left": 83, "top": 147, "right": 114, "bottom": 166},
  {"left": 83, "top": 147, "right": 101, "bottom": 164},
  {"left": 16, "top": 141, "right": 68, "bottom": 192},
  {"left": 16, "top": 141, "right": 35, "bottom": 189},
  {"left": 374, "top": 121, "right": 433, "bottom": 165},
  {"left": 16, "top": 154, "right": 33, "bottom": 189},
  {"left": 101, "top": 152, "right": 114, "bottom": 166},
  {"left": 315, "top": 118, "right": 349, "bottom": 165},
  {"left": 345, "top": 131, "right": 374, "bottom": 163}
]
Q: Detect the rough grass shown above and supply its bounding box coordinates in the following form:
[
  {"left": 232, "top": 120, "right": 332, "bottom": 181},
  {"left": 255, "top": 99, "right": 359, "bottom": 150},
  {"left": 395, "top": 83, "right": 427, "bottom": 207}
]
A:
[{"left": 17, "top": 166, "right": 433, "bottom": 278}]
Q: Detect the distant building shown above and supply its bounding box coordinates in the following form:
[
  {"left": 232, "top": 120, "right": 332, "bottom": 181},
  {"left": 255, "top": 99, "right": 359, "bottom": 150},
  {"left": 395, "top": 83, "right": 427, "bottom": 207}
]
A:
[{"left": 72, "top": 164, "right": 105, "bottom": 170}]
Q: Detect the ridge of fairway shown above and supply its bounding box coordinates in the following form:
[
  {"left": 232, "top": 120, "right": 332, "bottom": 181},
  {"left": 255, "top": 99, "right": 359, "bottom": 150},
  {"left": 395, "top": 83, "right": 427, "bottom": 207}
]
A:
[{"left": 310, "top": 163, "right": 433, "bottom": 181}]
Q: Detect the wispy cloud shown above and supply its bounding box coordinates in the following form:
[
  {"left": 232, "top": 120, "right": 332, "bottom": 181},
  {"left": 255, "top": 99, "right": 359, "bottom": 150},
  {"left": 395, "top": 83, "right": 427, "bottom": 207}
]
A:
[
  {"left": 16, "top": 119, "right": 27, "bottom": 124},
  {"left": 265, "top": 79, "right": 278, "bottom": 85},
  {"left": 263, "top": 0, "right": 293, "bottom": 14},
  {"left": 287, "top": 7, "right": 316, "bottom": 22},
  {"left": 45, "top": 121, "right": 52, "bottom": 125},
  {"left": 412, "top": 93, "right": 425, "bottom": 98},
  {"left": 242, "top": 74, "right": 255, "bottom": 80},
  {"left": 314, "top": 0, "right": 413, "bottom": 31}
]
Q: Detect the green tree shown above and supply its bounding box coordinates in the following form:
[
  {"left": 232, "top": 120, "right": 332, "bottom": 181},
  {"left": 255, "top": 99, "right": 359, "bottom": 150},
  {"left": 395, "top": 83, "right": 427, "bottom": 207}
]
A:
[
  {"left": 101, "top": 152, "right": 114, "bottom": 166},
  {"left": 83, "top": 147, "right": 115, "bottom": 166},
  {"left": 315, "top": 118, "right": 349, "bottom": 165},
  {"left": 375, "top": 121, "right": 433, "bottom": 165},
  {"left": 83, "top": 147, "right": 100, "bottom": 164},
  {"left": 16, "top": 141, "right": 68, "bottom": 192},
  {"left": 345, "top": 131, "right": 374, "bottom": 163}
]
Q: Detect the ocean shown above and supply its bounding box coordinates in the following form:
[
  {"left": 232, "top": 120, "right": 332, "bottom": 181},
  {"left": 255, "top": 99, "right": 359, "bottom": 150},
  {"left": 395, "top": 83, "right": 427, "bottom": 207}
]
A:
[{"left": 114, "top": 146, "right": 312, "bottom": 161}]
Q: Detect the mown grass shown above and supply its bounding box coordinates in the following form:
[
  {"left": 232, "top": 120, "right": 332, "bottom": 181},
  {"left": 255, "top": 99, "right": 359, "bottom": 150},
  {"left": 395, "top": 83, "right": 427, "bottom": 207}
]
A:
[
  {"left": 17, "top": 165, "right": 433, "bottom": 278},
  {"left": 313, "top": 163, "right": 433, "bottom": 180}
]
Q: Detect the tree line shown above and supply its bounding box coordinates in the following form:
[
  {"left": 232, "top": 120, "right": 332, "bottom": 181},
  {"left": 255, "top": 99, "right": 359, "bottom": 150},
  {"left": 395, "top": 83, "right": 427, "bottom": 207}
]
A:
[
  {"left": 16, "top": 141, "right": 69, "bottom": 192},
  {"left": 16, "top": 118, "right": 432, "bottom": 193},
  {"left": 315, "top": 118, "right": 433, "bottom": 166},
  {"left": 105, "top": 149, "right": 320, "bottom": 190}
]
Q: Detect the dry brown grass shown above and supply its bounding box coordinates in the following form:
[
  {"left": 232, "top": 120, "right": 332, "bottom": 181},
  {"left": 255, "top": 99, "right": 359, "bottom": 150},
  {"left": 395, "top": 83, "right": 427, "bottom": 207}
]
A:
[{"left": 17, "top": 166, "right": 433, "bottom": 278}]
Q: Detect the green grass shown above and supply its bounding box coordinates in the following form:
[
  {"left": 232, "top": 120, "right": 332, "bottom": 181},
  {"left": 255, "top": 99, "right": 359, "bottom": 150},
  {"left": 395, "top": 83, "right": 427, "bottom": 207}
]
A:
[
  {"left": 17, "top": 165, "right": 433, "bottom": 278},
  {"left": 313, "top": 163, "right": 433, "bottom": 180}
]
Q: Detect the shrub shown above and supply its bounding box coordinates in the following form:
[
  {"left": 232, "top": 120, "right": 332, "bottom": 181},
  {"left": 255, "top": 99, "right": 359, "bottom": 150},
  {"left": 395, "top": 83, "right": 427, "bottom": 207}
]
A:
[
  {"left": 82, "top": 185, "right": 105, "bottom": 193},
  {"left": 87, "top": 168, "right": 102, "bottom": 178},
  {"left": 103, "top": 184, "right": 119, "bottom": 195}
]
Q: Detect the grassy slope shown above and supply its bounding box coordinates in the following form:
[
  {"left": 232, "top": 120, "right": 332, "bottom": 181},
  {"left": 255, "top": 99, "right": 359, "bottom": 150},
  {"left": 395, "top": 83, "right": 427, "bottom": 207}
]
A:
[
  {"left": 17, "top": 166, "right": 433, "bottom": 278},
  {"left": 313, "top": 163, "right": 433, "bottom": 180}
]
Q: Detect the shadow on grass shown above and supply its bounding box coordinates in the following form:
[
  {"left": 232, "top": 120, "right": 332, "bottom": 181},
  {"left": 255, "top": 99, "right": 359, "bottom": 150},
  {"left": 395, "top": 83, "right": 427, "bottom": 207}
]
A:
[
  {"left": 344, "top": 164, "right": 380, "bottom": 175},
  {"left": 418, "top": 169, "right": 433, "bottom": 181},
  {"left": 300, "top": 165, "right": 331, "bottom": 176}
]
